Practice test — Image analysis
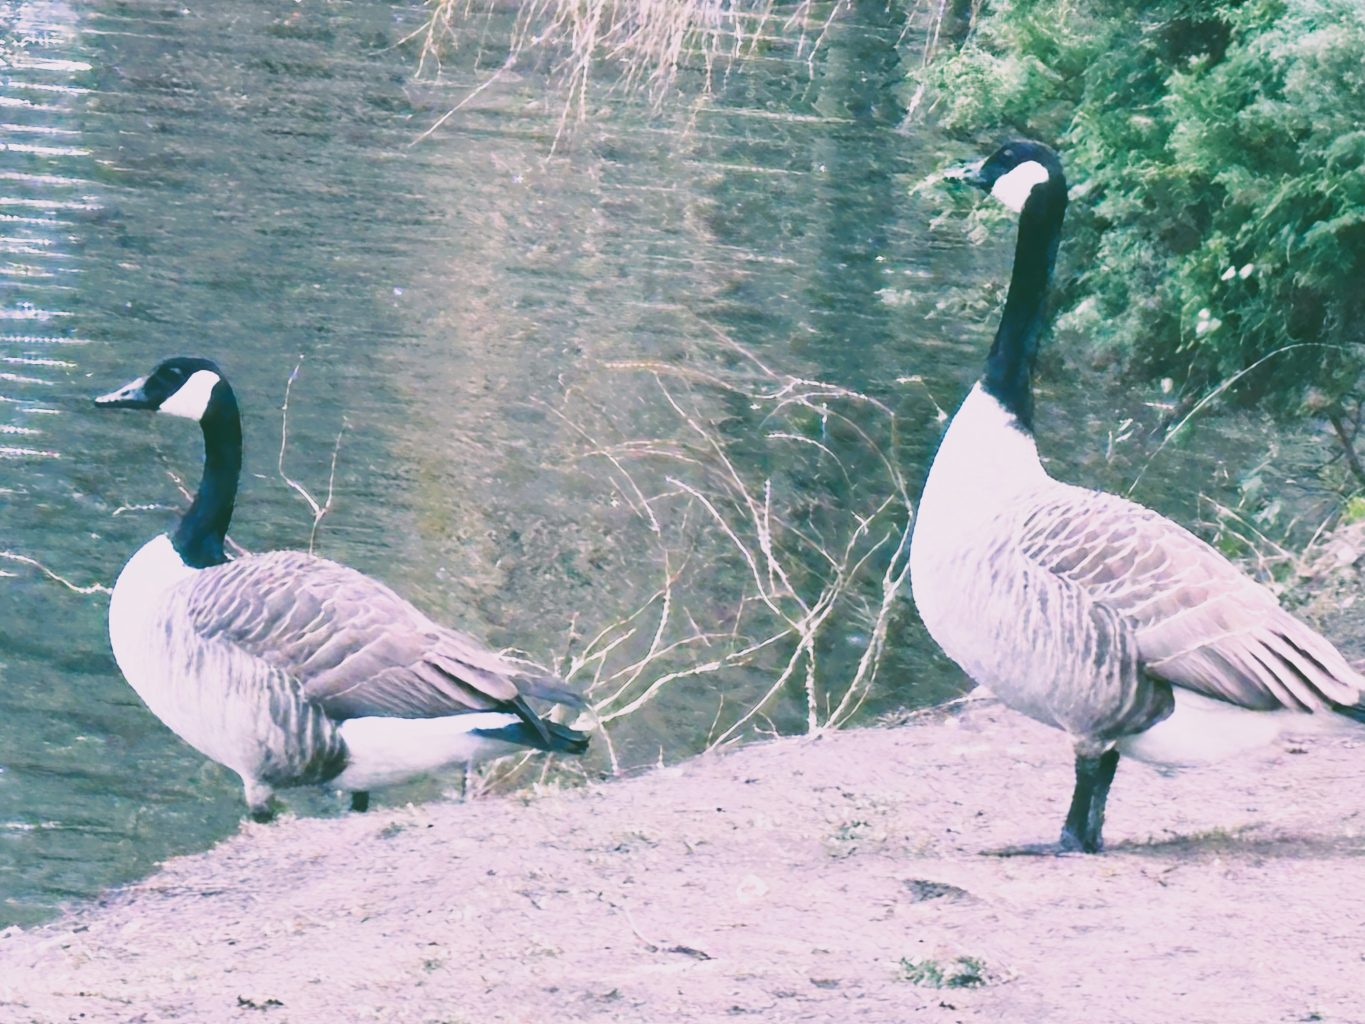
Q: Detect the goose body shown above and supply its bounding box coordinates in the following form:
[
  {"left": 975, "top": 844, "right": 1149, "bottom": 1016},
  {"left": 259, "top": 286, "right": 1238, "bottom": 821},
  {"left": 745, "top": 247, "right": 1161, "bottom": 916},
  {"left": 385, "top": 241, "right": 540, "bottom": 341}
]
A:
[
  {"left": 909, "top": 141, "right": 1365, "bottom": 852},
  {"left": 97, "top": 358, "right": 588, "bottom": 819}
]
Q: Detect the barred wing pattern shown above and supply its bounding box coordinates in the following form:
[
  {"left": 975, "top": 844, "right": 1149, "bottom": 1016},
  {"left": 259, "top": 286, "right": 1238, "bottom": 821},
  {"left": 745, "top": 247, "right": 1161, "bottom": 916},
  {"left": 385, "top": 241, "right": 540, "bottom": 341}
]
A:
[
  {"left": 1019, "top": 486, "right": 1364, "bottom": 712},
  {"left": 182, "top": 550, "right": 571, "bottom": 729},
  {"left": 942, "top": 522, "right": 1174, "bottom": 743}
]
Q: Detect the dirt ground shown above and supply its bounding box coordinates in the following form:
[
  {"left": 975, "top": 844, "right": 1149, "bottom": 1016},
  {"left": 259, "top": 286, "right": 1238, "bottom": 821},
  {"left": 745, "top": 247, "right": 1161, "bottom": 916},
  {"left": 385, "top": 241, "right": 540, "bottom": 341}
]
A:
[{"left": 1, "top": 698, "right": 1363, "bottom": 1024}]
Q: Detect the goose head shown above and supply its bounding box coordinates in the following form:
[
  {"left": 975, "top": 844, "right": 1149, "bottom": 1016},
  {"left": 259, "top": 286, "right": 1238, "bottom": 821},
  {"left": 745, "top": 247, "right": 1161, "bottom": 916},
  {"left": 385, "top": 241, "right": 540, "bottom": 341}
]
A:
[
  {"left": 95, "top": 355, "right": 229, "bottom": 422},
  {"left": 946, "top": 140, "right": 1066, "bottom": 214},
  {"left": 95, "top": 355, "right": 241, "bottom": 569}
]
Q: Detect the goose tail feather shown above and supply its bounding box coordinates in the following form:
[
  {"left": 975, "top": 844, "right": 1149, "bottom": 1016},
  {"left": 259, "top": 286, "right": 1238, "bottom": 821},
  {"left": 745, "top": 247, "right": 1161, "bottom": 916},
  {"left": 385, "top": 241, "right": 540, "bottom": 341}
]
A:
[
  {"left": 515, "top": 672, "right": 588, "bottom": 710},
  {"left": 473, "top": 717, "right": 591, "bottom": 755},
  {"left": 1331, "top": 701, "right": 1365, "bottom": 725}
]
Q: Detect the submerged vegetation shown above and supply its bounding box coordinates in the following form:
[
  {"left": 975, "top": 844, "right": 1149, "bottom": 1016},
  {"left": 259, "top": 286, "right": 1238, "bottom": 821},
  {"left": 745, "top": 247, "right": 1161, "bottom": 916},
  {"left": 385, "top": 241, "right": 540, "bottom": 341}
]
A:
[{"left": 912, "top": 0, "right": 1365, "bottom": 485}]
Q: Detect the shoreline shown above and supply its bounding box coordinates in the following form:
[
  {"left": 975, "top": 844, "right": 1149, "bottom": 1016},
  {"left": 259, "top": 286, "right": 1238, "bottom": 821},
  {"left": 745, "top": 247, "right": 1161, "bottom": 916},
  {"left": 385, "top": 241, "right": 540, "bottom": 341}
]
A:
[{"left": 3, "top": 699, "right": 1364, "bottom": 1023}]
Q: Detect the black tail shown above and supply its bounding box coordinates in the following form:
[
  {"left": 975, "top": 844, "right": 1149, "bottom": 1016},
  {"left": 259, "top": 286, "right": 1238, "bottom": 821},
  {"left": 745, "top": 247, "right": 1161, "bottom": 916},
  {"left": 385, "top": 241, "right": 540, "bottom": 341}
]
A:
[
  {"left": 516, "top": 671, "right": 588, "bottom": 710},
  {"left": 473, "top": 717, "right": 590, "bottom": 756},
  {"left": 1332, "top": 701, "right": 1365, "bottom": 725},
  {"left": 543, "top": 719, "right": 591, "bottom": 754}
]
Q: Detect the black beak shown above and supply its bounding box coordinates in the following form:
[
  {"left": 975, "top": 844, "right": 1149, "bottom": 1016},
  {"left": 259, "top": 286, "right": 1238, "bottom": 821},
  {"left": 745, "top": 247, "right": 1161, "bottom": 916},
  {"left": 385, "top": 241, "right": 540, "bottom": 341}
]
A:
[
  {"left": 943, "top": 157, "right": 990, "bottom": 191},
  {"left": 94, "top": 375, "right": 153, "bottom": 409}
]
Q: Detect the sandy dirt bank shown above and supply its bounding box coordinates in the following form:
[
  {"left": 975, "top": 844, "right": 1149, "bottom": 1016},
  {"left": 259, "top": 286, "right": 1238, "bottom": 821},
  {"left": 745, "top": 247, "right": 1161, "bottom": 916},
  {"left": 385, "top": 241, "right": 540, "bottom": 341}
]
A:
[{"left": 2, "top": 699, "right": 1363, "bottom": 1024}]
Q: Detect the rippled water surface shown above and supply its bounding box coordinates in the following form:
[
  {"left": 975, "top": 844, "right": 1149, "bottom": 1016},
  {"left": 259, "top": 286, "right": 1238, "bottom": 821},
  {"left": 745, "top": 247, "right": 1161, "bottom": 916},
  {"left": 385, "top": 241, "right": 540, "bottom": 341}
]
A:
[{"left": 0, "top": 0, "right": 1279, "bottom": 925}]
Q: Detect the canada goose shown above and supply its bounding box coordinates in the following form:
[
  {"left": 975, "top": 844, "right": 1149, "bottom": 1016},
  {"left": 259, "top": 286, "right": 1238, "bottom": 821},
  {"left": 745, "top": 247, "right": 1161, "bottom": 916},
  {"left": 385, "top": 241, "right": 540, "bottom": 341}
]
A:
[
  {"left": 909, "top": 140, "right": 1365, "bottom": 853},
  {"left": 95, "top": 356, "right": 589, "bottom": 821}
]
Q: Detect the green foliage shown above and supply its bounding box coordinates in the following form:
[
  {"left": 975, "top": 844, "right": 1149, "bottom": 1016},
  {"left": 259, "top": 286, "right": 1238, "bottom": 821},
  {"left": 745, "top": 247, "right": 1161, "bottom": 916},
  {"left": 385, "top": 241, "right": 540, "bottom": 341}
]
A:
[
  {"left": 898, "top": 954, "right": 989, "bottom": 988},
  {"left": 912, "top": 0, "right": 1365, "bottom": 421},
  {"left": 1342, "top": 495, "right": 1365, "bottom": 524}
]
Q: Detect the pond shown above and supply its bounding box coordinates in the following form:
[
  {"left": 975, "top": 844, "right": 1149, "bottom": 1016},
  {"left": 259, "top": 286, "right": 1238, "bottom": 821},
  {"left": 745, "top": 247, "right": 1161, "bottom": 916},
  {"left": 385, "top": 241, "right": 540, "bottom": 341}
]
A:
[{"left": 0, "top": 0, "right": 1278, "bottom": 925}]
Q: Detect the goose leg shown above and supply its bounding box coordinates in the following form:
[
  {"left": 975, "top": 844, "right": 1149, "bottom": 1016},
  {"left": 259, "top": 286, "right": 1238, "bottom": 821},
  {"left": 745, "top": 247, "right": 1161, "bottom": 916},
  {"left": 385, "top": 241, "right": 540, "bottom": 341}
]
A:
[
  {"left": 1059, "top": 748, "right": 1120, "bottom": 853},
  {"left": 242, "top": 778, "right": 278, "bottom": 823},
  {"left": 988, "top": 747, "right": 1120, "bottom": 856}
]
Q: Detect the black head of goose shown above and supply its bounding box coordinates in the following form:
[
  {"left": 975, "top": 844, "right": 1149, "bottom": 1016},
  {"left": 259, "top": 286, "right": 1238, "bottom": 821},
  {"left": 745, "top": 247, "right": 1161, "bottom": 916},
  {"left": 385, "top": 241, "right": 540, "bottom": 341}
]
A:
[
  {"left": 908, "top": 141, "right": 1365, "bottom": 854},
  {"left": 96, "top": 356, "right": 589, "bottom": 821}
]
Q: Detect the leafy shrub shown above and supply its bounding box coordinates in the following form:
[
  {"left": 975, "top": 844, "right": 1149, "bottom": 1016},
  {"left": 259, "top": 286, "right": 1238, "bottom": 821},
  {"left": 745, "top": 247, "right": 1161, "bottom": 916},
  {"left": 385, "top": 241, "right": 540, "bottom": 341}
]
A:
[{"left": 912, "top": 0, "right": 1365, "bottom": 427}]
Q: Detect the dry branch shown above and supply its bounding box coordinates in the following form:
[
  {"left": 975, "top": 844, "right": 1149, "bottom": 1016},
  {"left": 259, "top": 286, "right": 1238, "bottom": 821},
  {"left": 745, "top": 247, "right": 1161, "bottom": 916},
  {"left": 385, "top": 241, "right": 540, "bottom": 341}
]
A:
[
  {"left": 556, "top": 331, "right": 913, "bottom": 758},
  {"left": 409, "top": 0, "right": 846, "bottom": 145}
]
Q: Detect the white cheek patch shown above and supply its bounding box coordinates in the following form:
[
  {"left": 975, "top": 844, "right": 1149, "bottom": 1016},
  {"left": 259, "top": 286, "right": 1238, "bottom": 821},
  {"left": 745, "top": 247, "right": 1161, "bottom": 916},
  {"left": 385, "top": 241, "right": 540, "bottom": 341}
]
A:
[
  {"left": 158, "top": 369, "right": 221, "bottom": 421},
  {"left": 990, "top": 160, "right": 1051, "bottom": 212}
]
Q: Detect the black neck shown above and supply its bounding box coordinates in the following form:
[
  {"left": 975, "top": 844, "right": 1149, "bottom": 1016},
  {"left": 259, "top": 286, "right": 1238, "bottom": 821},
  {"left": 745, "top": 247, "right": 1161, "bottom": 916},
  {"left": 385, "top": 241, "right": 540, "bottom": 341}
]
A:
[
  {"left": 982, "top": 180, "right": 1067, "bottom": 431},
  {"left": 172, "top": 383, "right": 241, "bottom": 569}
]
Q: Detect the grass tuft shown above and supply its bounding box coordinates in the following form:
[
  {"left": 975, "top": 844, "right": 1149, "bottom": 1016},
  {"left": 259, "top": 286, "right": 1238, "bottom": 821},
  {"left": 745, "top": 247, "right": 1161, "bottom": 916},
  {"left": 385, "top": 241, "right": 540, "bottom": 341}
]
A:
[{"left": 898, "top": 955, "right": 989, "bottom": 989}]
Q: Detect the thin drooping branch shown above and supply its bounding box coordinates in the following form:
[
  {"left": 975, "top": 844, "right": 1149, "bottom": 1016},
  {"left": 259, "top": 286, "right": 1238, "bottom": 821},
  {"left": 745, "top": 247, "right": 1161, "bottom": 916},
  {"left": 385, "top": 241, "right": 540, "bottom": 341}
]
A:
[
  {"left": 409, "top": 0, "right": 843, "bottom": 147},
  {"left": 277, "top": 359, "right": 345, "bottom": 554},
  {"left": 0, "top": 550, "right": 111, "bottom": 595},
  {"left": 473, "top": 328, "right": 913, "bottom": 793},
  {"left": 1328, "top": 410, "right": 1365, "bottom": 488}
]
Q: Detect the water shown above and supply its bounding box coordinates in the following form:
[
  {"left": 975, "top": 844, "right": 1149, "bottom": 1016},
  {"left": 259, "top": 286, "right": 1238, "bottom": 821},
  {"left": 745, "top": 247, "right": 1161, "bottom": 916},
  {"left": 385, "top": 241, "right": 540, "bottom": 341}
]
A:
[{"left": 0, "top": 0, "right": 1285, "bottom": 926}]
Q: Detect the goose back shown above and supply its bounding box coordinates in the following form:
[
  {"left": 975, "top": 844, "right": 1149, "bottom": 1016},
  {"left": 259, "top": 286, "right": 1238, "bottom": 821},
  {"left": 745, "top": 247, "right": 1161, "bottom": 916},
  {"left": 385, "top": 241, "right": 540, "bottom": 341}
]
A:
[
  {"left": 910, "top": 383, "right": 1174, "bottom": 742},
  {"left": 181, "top": 549, "right": 552, "bottom": 720},
  {"left": 111, "top": 539, "right": 582, "bottom": 800}
]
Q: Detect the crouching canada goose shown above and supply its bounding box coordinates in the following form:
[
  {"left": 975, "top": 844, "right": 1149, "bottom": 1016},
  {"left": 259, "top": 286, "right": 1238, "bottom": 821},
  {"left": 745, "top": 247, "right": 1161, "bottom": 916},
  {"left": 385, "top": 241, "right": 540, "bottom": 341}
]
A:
[
  {"left": 95, "top": 356, "right": 589, "bottom": 820},
  {"left": 909, "top": 140, "right": 1365, "bottom": 853}
]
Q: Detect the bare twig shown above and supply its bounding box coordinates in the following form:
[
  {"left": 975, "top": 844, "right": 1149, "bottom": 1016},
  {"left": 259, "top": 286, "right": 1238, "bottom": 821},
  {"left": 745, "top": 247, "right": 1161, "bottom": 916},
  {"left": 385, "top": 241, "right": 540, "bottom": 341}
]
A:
[
  {"left": 1128, "top": 343, "right": 1354, "bottom": 496},
  {"left": 277, "top": 359, "right": 343, "bottom": 554},
  {"left": 547, "top": 326, "right": 912, "bottom": 753},
  {"left": 0, "top": 550, "right": 111, "bottom": 595},
  {"left": 1328, "top": 411, "right": 1365, "bottom": 488}
]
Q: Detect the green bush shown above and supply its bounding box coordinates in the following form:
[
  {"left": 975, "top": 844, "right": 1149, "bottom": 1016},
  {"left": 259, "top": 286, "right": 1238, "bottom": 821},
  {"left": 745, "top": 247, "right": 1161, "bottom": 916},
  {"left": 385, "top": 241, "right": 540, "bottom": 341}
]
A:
[{"left": 913, "top": 0, "right": 1365, "bottom": 425}]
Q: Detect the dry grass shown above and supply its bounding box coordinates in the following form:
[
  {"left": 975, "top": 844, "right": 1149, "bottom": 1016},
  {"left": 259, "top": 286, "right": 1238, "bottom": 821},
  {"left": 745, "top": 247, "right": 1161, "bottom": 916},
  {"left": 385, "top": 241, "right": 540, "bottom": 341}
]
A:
[
  {"left": 406, "top": 0, "right": 844, "bottom": 142},
  {"left": 0, "top": 549, "right": 110, "bottom": 595}
]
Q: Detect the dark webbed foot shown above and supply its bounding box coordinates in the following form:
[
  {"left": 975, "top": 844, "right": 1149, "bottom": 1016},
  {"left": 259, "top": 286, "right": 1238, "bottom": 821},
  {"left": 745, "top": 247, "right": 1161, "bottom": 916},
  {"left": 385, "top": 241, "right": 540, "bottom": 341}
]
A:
[
  {"left": 985, "top": 748, "right": 1119, "bottom": 856},
  {"left": 243, "top": 780, "right": 279, "bottom": 823},
  {"left": 350, "top": 790, "right": 370, "bottom": 813}
]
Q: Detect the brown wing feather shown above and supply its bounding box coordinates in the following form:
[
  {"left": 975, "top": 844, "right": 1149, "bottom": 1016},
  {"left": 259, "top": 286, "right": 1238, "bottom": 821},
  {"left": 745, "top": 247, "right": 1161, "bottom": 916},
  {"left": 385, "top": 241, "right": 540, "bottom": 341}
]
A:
[
  {"left": 182, "top": 550, "right": 575, "bottom": 727},
  {"left": 1018, "top": 485, "right": 1364, "bottom": 711}
]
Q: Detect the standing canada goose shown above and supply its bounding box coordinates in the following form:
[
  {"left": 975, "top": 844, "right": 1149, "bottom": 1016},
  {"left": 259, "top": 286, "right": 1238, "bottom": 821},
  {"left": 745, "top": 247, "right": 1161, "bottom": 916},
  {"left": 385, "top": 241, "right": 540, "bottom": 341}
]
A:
[
  {"left": 95, "top": 356, "right": 589, "bottom": 821},
  {"left": 909, "top": 140, "right": 1365, "bottom": 853}
]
